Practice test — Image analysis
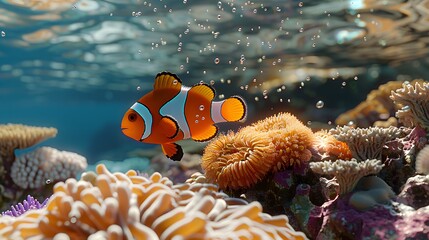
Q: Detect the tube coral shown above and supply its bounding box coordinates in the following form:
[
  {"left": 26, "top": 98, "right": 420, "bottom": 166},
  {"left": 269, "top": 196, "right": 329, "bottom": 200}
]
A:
[
  {"left": 309, "top": 159, "right": 384, "bottom": 195},
  {"left": 0, "top": 164, "right": 308, "bottom": 239},
  {"left": 201, "top": 130, "right": 276, "bottom": 190},
  {"left": 390, "top": 81, "right": 429, "bottom": 131}
]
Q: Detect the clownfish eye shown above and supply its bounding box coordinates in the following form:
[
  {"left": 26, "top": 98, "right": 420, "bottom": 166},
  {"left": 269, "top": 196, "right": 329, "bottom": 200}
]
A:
[{"left": 128, "top": 112, "right": 137, "bottom": 122}]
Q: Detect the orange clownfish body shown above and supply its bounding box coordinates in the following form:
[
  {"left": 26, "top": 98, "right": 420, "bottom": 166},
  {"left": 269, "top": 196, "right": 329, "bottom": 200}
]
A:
[{"left": 121, "top": 72, "right": 247, "bottom": 161}]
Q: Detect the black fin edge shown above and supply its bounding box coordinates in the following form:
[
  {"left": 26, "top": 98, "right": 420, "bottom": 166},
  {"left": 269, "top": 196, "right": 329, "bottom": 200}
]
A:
[
  {"left": 167, "top": 143, "right": 184, "bottom": 161},
  {"left": 156, "top": 71, "right": 182, "bottom": 84}
]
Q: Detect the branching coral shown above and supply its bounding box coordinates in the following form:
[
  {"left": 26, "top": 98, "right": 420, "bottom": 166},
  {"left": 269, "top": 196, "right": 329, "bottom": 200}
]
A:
[
  {"left": 314, "top": 130, "right": 352, "bottom": 161},
  {"left": 0, "top": 164, "right": 308, "bottom": 240},
  {"left": 309, "top": 159, "right": 384, "bottom": 195},
  {"left": 201, "top": 130, "right": 276, "bottom": 190},
  {"left": 336, "top": 80, "right": 425, "bottom": 128},
  {"left": 329, "top": 126, "right": 409, "bottom": 161},
  {"left": 390, "top": 81, "right": 429, "bottom": 130},
  {"left": 10, "top": 147, "right": 87, "bottom": 189},
  {"left": 0, "top": 124, "right": 57, "bottom": 210}
]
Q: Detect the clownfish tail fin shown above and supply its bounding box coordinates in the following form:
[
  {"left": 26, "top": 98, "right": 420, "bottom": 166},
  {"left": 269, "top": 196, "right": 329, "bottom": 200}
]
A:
[{"left": 221, "top": 96, "right": 247, "bottom": 122}]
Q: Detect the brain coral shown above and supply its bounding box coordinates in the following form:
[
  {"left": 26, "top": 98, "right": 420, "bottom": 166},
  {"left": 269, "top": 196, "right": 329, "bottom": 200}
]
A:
[
  {"left": 0, "top": 164, "right": 307, "bottom": 240},
  {"left": 390, "top": 81, "right": 429, "bottom": 131},
  {"left": 10, "top": 146, "right": 87, "bottom": 189}
]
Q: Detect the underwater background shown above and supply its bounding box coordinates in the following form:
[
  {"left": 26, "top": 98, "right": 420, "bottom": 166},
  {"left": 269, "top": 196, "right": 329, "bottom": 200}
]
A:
[
  {"left": 3, "top": 0, "right": 429, "bottom": 163},
  {"left": 1, "top": 0, "right": 429, "bottom": 239}
]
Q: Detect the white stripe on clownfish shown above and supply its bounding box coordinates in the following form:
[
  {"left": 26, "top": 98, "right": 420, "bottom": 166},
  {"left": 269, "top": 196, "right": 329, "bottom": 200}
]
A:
[
  {"left": 159, "top": 86, "right": 191, "bottom": 139},
  {"left": 211, "top": 101, "right": 227, "bottom": 123},
  {"left": 130, "top": 102, "right": 153, "bottom": 140}
]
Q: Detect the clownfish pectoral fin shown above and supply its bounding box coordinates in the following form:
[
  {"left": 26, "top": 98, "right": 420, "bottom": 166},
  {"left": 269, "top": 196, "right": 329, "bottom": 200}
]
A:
[
  {"left": 221, "top": 96, "right": 247, "bottom": 122},
  {"left": 161, "top": 143, "right": 183, "bottom": 161},
  {"left": 192, "top": 125, "right": 218, "bottom": 142},
  {"left": 154, "top": 72, "right": 182, "bottom": 91},
  {"left": 189, "top": 83, "right": 215, "bottom": 101},
  {"left": 159, "top": 116, "right": 179, "bottom": 139}
]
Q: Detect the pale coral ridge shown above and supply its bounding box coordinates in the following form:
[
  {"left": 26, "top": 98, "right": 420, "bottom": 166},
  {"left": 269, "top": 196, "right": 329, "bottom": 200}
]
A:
[
  {"left": 329, "top": 126, "right": 409, "bottom": 161},
  {"left": 309, "top": 159, "right": 384, "bottom": 195},
  {"left": 0, "top": 164, "right": 307, "bottom": 240},
  {"left": 390, "top": 81, "right": 429, "bottom": 130}
]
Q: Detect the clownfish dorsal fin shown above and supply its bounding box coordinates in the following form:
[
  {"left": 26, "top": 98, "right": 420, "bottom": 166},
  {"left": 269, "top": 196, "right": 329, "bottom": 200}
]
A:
[
  {"left": 192, "top": 125, "right": 218, "bottom": 142},
  {"left": 161, "top": 142, "right": 183, "bottom": 161},
  {"left": 153, "top": 72, "right": 182, "bottom": 92},
  {"left": 158, "top": 116, "right": 179, "bottom": 139},
  {"left": 189, "top": 83, "right": 215, "bottom": 101}
]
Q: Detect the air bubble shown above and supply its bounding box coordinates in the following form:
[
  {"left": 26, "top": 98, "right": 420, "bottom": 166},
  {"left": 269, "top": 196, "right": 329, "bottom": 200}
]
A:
[
  {"left": 173, "top": 80, "right": 178, "bottom": 84},
  {"left": 342, "top": 81, "right": 347, "bottom": 86},
  {"left": 210, "top": 80, "right": 215, "bottom": 85},
  {"left": 316, "top": 100, "right": 324, "bottom": 109},
  {"left": 214, "top": 58, "right": 220, "bottom": 64},
  {"left": 45, "top": 179, "right": 51, "bottom": 184},
  {"left": 254, "top": 96, "right": 259, "bottom": 101},
  {"left": 219, "top": 94, "right": 224, "bottom": 99},
  {"left": 354, "top": 76, "right": 358, "bottom": 80},
  {"left": 298, "top": 2, "right": 304, "bottom": 7},
  {"left": 70, "top": 217, "right": 77, "bottom": 224},
  {"left": 1, "top": 31, "right": 5, "bottom": 37},
  {"left": 202, "top": 117, "right": 205, "bottom": 120},
  {"left": 307, "top": 121, "right": 312, "bottom": 125},
  {"left": 195, "top": 120, "right": 199, "bottom": 123},
  {"left": 136, "top": 86, "right": 141, "bottom": 91}
]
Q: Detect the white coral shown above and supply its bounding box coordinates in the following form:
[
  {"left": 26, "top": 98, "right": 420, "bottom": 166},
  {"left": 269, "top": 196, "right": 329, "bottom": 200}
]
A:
[
  {"left": 10, "top": 147, "right": 87, "bottom": 189},
  {"left": 310, "top": 159, "right": 384, "bottom": 195}
]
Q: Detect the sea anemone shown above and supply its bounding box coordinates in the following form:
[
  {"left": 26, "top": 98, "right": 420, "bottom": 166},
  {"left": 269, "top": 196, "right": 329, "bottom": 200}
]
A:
[
  {"left": 314, "top": 130, "right": 352, "bottom": 161},
  {"left": 390, "top": 81, "right": 429, "bottom": 131},
  {"left": 0, "top": 164, "right": 308, "bottom": 240},
  {"left": 309, "top": 159, "right": 384, "bottom": 195},
  {"left": 249, "top": 112, "right": 315, "bottom": 170},
  {"left": 201, "top": 130, "right": 276, "bottom": 190}
]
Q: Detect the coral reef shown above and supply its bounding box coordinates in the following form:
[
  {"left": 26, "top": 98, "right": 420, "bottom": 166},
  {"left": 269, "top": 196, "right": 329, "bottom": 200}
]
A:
[
  {"left": 11, "top": 147, "right": 87, "bottom": 189},
  {"left": 335, "top": 80, "right": 424, "bottom": 128},
  {"left": 0, "top": 124, "right": 57, "bottom": 210},
  {"left": 348, "top": 176, "right": 395, "bottom": 211},
  {"left": 415, "top": 144, "right": 429, "bottom": 174},
  {"left": 313, "top": 130, "right": 352, "bottom": 161},
  {"left": 390, "top": 81, "right": 429, "bottom": 131},
  {"left": 309, "top": 159, "right": 384, "bottom": 195},
  {"left": 397, "top": 174, "right": 429, "bottom": 209},
  {"left": 0, "top": 164, "right": 308, "bottom": 240},
  {"left": 329, "top": 126, "right": 409, "bottom": 161},
  {"left": 1, "top": 195, "right": 48, "bottom": 217}
]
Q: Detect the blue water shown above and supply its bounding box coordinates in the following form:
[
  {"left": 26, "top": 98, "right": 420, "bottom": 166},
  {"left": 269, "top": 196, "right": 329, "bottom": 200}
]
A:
[{"left": 1, "top": 0, "right": 429, "bottom": 163}]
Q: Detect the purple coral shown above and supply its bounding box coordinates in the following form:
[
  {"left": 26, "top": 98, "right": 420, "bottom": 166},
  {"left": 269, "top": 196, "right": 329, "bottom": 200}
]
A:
[{"left": 1, "top": 195, "right": 48, "bottom": 217}]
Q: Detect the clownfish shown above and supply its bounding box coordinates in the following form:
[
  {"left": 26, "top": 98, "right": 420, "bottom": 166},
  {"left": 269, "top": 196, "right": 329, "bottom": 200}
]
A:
[{"left": 121, "top": 72, "right": 247, "bottom": 161}]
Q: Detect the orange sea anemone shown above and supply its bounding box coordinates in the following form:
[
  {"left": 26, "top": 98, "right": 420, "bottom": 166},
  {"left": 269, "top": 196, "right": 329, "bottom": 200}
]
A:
[
  {"left": 314, "top": 130, "right": 352, "bottom": 160},
  {"left": 250, "top": 112, "right": 315, "bottom": 171},
  {"left": 201, "top": 130, "right": 276, "bottom": 190}
]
